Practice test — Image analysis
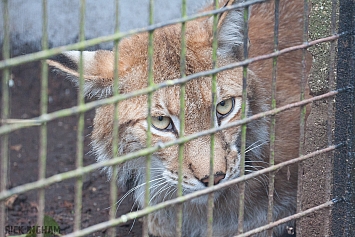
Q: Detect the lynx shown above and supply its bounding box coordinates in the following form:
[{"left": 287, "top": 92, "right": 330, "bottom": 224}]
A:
[{"left": 48, "top": 0, "right": 312, "bottom": 236}]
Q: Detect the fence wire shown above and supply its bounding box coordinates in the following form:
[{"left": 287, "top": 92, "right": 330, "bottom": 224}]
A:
[{"left": 1, "top": 0, "right": 354, "bottom": 237}]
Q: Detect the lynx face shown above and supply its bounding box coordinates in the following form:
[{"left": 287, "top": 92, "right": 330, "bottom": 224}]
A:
[{"left": 48, "top": 0, "right": 311, "bottom": 236}]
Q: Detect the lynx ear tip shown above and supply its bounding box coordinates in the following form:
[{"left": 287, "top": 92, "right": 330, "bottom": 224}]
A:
[{"left": 47, "top": 53, "right": 79, "bottom": 72}]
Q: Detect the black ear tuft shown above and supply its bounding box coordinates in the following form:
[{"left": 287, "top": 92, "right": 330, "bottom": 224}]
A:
[{"left": 49, "top": 54, "right": 78, "bottom": 72}]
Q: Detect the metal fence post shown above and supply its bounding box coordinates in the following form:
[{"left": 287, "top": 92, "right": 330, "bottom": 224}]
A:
[{"left": 332, "top": 0, "right": 355, "bottom": 236}]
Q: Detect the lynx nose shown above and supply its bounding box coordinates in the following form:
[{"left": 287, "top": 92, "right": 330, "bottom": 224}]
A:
[{"left": 200, "top": 173, "right": 226, "bottom": 187}]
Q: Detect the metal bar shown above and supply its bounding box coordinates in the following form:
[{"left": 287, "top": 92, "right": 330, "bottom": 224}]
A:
[
  {"left": 267, "top": 1, "right": 279, "bottom": 236},
  {"left": 0, "top": 32, "right": 341, "bottom": 131},
  {"left": 207, "top": 1, "right": 219, "bottom": 236},
  {"left": 0, "top": 0, "right": 267, "bottom": 70},
  {"left": 53, "top": 146, "right": 339, "bottom": 237},
  {"left": 0, "top": 141, "right": 338, "bottom": 207},
  {"left": 237, "top": 5, "right": 250, "bottom": 235},
  {"left": 0, "top": 119, "right": 42, "bottom": 125},
  {"left": 37, "top": 1, "right": 49, "bottom": 236},
  {"left": 0, "top": 90, "right": 343, "bottom": 202},
  {"left": 109, "top": 0, "right": 120, "bottom": 236},
  {"left": 235, "top": 199, "right": 341, "bottom": 237},
  {"left": 0, "top": 0, "right": 10, "bottom": 235},
  {"left": 176, "top": 0, "right": 187, "bottom": 235},
  {"left": 143, "top": 1, "right": 154, "bottom": 236},
  {"left": 332, "top": 0, "right": 355, "bottom": 236},
  {"left": 0, "top": 34, "right": 342, "bottom": 136},
  {"left": 74, "top": 0, "right": 86, "bottom": 232}
]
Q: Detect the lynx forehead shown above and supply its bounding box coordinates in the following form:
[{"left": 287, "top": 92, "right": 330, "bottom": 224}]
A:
[{"left": 48, "top": 0, "right": 311, "bottom": 236}]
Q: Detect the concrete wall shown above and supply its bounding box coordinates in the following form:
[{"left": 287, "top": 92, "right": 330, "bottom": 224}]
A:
[{"left": 0, "top": 0, "right": 208, "bottom": 55}]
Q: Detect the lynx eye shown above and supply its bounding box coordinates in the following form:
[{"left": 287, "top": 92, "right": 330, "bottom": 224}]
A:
[
  {"left": 216, "top": 98, "right": 234, "bottom": 117},
  {"left": 152, "top": 116, "right": 172, "bottom": 130}
]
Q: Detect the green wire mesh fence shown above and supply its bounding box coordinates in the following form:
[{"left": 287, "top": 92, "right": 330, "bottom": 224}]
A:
[{"left": 1, "top": 0, "right": 354, "bottom": 236}]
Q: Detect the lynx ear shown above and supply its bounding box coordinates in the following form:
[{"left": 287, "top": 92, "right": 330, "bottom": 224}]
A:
[
  {"left": 47, "top": 50, "right": 115, "bottom": 99},
  {"left": 216, "top": 0, "right": 249, "bottom": 59}
]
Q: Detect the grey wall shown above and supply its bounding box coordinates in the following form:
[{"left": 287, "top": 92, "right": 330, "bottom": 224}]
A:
[{"left": 0, "top": 0, "right": 208, "bottom": 55}]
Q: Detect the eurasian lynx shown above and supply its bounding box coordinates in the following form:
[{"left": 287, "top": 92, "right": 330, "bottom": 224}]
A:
[{"left": 48, "top": 0, "right": 312, "bottom": 236}]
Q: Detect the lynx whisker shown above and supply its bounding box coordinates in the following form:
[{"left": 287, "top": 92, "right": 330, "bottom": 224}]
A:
[
  {"left": 114, "top": 177, "right": 165, "bottom": 214},
  {"left": 163, "top": 186, "right": 176, "bottom": 203},
  {"left": 149, "top": 183, "right": 172, "bottom": 205}
]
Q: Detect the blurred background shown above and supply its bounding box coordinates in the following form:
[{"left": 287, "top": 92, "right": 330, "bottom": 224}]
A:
[{"left": 0, "top": 0, "right": 208, "bottom": 55}]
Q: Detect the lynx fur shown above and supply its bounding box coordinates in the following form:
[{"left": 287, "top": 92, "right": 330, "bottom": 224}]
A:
[{"left": 48, "top": 0, "right": 312, "bottom": 236}]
